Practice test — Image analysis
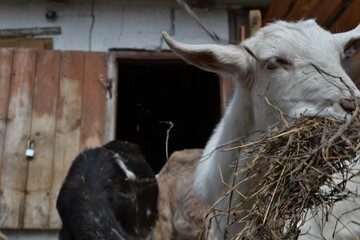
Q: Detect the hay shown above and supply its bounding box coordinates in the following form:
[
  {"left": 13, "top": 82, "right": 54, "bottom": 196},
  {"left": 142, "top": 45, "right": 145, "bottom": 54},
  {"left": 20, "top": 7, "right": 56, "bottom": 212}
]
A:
[{"left": 219, "top": 114, "right": 360, "bottom": 240}]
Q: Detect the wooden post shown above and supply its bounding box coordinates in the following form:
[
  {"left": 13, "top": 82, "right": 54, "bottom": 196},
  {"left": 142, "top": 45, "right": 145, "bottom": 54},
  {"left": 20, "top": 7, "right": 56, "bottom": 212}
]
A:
[
  {"left": 240, "top": 25, "right": 246, "bottom": 41},
  {"left": 249, "top": 10, "right": 262, "bottom": 36}
]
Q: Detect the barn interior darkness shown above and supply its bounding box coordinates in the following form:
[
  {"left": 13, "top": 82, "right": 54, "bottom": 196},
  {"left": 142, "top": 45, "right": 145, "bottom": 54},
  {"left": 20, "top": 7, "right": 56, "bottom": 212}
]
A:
[{"left": 116, "top": 58, "right": 221, "bottom": 173}]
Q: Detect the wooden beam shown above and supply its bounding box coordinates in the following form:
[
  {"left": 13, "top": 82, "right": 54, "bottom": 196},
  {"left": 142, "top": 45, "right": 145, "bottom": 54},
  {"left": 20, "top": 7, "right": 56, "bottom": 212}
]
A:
[
  {"left": 0, "top": 38, "right": 53, "bottom": 50},
  {"left": 0, "top": 27, "right": 61, "bottom": 38},
  {"left": 264, "top": 0, "right": 293, "bottom": 24},
  {"left": 110, "top": 50, "right": 178, "bottom": 60},
  {"left": 311, "top": 0, "right": 345, "bottom": 27},
  {"left": 330, "top": 0, "right": 360, "bottom": 33},
  {"left": 285, "top": 0, "right": 320, "bottom": 21}
]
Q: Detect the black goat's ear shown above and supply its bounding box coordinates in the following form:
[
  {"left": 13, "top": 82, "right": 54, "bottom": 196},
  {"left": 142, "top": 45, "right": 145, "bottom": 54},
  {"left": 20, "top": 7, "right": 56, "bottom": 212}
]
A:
[{"left": 162, "top": 32, "right": 253, "bottom": 76}]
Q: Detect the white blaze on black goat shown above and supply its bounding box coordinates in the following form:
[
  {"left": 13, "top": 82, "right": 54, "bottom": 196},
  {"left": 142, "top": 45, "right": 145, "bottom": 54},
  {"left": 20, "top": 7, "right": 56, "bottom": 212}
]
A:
[{"left": 56, "top": 140, "right": 158, "bottom": 240}]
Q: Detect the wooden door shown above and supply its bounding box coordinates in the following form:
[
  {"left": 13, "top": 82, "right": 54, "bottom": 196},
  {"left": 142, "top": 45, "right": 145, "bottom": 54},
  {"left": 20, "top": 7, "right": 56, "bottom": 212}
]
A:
[{"left": 0, "top": 48, "right": 109, "bottom": 229}]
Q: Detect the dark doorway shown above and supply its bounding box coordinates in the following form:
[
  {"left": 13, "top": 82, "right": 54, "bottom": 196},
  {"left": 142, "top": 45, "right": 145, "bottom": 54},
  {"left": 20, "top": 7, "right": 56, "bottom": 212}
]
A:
[{"left": 116, "top": 57, "right": 221, "bottom": 173}]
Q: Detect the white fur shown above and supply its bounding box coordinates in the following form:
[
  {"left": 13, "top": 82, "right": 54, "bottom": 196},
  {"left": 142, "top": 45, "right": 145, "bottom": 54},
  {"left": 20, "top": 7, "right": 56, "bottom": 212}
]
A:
[
  {"left": 163, "top": 19, "right": 360, "bottom": 239},
  {"left": 114, "top": 153, "right": 136, "bottom": 180}
]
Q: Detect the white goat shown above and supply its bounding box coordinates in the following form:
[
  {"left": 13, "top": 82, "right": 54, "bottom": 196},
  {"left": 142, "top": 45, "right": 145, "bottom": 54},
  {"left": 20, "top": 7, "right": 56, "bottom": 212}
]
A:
[{"left": 163, "top": 19, "right": 360, "bottom": 239}]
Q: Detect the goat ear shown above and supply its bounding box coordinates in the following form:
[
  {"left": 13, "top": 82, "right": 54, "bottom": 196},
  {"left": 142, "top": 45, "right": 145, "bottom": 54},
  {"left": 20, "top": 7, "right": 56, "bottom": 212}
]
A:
[
  {"left": 162, "top": 32, "right": 251, "bottom": 76},
  {"left": 333, "top": 24, "right": 360, "bottom": 48}
]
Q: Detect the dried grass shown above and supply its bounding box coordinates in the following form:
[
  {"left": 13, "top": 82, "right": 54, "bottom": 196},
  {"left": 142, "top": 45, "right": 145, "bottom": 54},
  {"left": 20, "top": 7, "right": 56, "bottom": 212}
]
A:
[{"left": 215, "top": 113, "right": 360, "bottom": 240}]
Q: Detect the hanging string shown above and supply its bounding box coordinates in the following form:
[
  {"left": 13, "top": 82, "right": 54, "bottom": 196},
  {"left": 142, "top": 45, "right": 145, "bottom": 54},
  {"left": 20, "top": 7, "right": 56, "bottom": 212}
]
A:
[{"left": 176, "top": 0, "right": 228, "bottom": 44}]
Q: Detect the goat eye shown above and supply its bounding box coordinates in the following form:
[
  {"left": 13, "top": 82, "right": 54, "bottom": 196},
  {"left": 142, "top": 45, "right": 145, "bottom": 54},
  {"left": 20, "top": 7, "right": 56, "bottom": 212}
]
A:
[
  {"left": 266, "top": 57, "right": 291, "bottom": 70},
  {"left": 265, "top": 58, "right": 278, "bottom": 70},
  {"left": 266, "top": 64, "right": 277, "bottom": 70},
  {"left": 276, "top": 57, "right": 291, "bottom": 65},
  {"left": 342, "top": 46, "right": 355, "bottom": 61}
]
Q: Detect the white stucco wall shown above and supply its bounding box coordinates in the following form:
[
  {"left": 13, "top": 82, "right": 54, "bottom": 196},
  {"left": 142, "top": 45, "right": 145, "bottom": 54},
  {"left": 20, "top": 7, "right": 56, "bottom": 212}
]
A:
[{"left": 0, "top": 0, "right": 229, "bottom": 52}]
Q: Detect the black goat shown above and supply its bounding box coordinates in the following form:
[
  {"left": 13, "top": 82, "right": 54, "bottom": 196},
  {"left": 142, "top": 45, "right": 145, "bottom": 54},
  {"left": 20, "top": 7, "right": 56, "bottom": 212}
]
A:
[{"left": 56, "top": 140, "right": 159, "bottom": 240}]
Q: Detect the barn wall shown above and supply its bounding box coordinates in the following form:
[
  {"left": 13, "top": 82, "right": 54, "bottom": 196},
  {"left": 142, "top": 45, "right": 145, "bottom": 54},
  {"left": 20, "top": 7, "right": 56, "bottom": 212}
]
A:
[
  {"left": 0, "top": 1, "right": 229, "bottom": 239},
  {"left": 0, "top": 49, "right": 108, "bottom": 240},
  {"left": 0, "top": 0, "right": 229, "bottom": 51}
]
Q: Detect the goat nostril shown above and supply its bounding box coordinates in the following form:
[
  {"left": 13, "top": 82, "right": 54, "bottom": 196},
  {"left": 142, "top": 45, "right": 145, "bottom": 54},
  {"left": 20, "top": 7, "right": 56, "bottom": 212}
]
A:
[{"left": 340, "top": 99, "right": 356, "bottom": 113}]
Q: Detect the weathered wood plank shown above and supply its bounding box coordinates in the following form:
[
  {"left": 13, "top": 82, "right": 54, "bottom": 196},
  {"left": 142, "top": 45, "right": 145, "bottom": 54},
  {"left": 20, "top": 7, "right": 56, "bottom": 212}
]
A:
[
  {"left": 23, "top": 50, "right": 61, "bottom": 228},
  {"left": 80, "top": 52, "right": 107, "bottom": 149},
  {"left": 0, "top": 49, "right": 36, "bottom": 228},
  {"left": 0, "top": 49, "right": 14, "bottom": 187},
  {"left": 0, "top": 49, "right": 14, "bottom": 229},
  {"left": 264, "top": 0, "right": 293, "bottom": 24},
  {"left": 0, "top": 188, "right": 24, "bottom": 228},
  {"left": 329, "top": 0, "right": 360, "bottom": 33},
  {"left": 49, "top": 51, "right": 85, "bottom": 228}
]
